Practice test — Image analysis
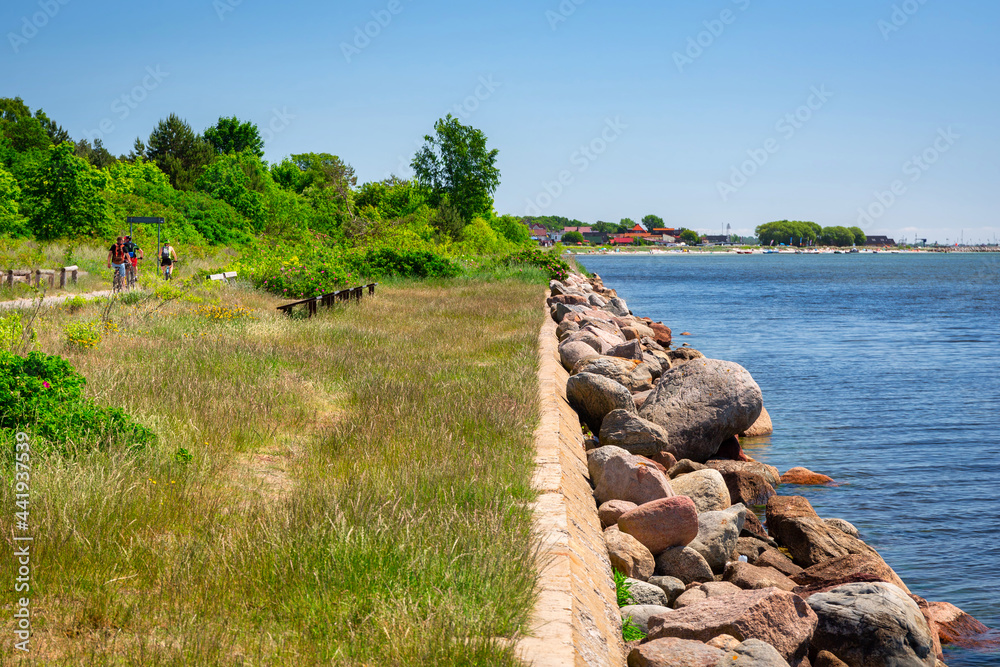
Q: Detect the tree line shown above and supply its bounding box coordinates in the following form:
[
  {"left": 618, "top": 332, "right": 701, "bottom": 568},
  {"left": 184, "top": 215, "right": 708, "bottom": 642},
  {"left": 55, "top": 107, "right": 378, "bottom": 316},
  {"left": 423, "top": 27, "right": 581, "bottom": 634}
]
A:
[{"left": 755, "top": 220, "right": 867, "bottom": 247}]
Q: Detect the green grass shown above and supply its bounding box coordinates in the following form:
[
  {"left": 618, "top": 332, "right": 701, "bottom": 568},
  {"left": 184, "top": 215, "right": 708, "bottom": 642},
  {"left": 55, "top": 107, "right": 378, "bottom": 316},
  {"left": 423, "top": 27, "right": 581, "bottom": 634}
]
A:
[{"left": 1, "top": 271, "right": 546, "bottom": 665}]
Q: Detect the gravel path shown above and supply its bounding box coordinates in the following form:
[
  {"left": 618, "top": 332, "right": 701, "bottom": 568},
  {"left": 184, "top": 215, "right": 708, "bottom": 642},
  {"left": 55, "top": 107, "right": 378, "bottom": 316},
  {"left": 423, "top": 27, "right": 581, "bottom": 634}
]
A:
[{"left": 0, "top": 290, "right": 116, "bottom": 311}]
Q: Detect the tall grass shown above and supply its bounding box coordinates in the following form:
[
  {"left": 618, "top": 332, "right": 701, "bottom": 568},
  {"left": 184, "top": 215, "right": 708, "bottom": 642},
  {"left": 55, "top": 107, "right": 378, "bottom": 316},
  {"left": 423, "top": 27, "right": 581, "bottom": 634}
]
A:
[{"left": 1, "top": 272, "right": 546, "bottom": 665}]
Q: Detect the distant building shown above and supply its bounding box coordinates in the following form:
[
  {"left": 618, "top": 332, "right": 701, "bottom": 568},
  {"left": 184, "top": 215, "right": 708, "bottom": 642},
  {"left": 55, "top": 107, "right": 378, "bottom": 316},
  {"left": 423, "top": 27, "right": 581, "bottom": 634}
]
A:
[
  {"left": 864, "top": 235, "right": 896, "bottom": 246},
  {"left": 703, "top": 235, "right": 730, "bottom": 245},
  {"left": 581, "top": 232, "right": 610, "bottom": 244},
  {"left": 563, "top": 226, "right": 593, "bottom": 234}
]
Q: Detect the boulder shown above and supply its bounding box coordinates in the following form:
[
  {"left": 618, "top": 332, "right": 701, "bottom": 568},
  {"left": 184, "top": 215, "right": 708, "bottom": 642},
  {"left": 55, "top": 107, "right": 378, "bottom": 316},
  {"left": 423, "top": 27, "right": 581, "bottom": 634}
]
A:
[
  {"left": 823, "top": 518, "right": 859, "bottom": 539},
  {"left": 599, "top": 409, "right": 671, "bottom": 458},
  {"left": 669, "top": 469, "right": 731, "bottom": 513},
  {"left": 608, "top": 339, "right": 644, "bottom": 360},
  {"left": 641, "top": 336, "right": 666, "bottom": 352},
  {"left": 648, "top": 322, "right": 672, "bottom": 347},
  {"left": 765, "top": 496, "right": 819, "bottom": 537},
  {"left": 713, "top": 435, "right": 750, "bottom": 461},
  {"left": 645, "top": 587, "right": 818, "bottom": 665},
  {"left": 549, "top": 279, "right": 569, "bottom": 296},
  {"left": 558, "top": 340, "right": 600, "bottom": 372},
  {"left": 640, "top": 359, "right": 763, "bottom": 462},
  {"left": 551, "top": 302, "right": 588, "bottom": 323},
  {"left": 740, "top": 405, "right": 773, "bottom": 437},
  {"left": 579, "top": 323, "right": 627, "bottom": 350},
  {"left": 722, "top": 470, "right": 776, "bottom": 507},
  {"left": 706, "top": 634, "right": 741, "bottom": 651},
  {"left": 791, "top": 553, "right": 909, "bottom": 594},
  {"left": 640, "top": 353, "right": 663, "bottom": 380},
  {"left": 605, "top": 528, "right": 655, "bottom": 580},
  {"left": 620, "top": 604, "right": 672, "bottom": 635},
  {"left": 637, "top": 455, "right": 667, "bottom": 473},
  {"left": 647, "top": 451, "right": 677, "bottom": 470},
  {"left": 731, "top": 639, "right": 791, "bottom": 667},
  {"left": 588, "top": 446, "right": 674, "bottom": 506},
  {"left": 723, "top": 561, "right": 798, "bottom": 592},
  {"left": 567, "top": 372, "right": 636, "bottom": 435},
  {"left": 588, "top": 293, "right": 607, "bottom": 308},
  {"left": 688, "top": 504, "right": 746, "bottom": 573},
  {"left": 780, "top": 467, "right": 834, "bottom": 486},
  {"left": 574, "top": 356, "right": 654, "bottom": 393},
  {"left": 754, "top": 548, "right": 803, "bottom": 577},
  {"left": 668, "top": 459, "right": 707, "bottom": 479},
  {"left": 741, "top": 511, "right": 771, "bottom": 542},
  {"left": 706, "top": 460, "right": 781, "bottom": 487},
  {"left": 666, "top": 347, "right": 704, "bottom": 365},
  {"left": 674, "top": 581, "right": 742, "bottom": 608},
  {"left": 548, "top": 294, "right": 590, "bottom": 307},
  {"left": 772, "top": 516, "right": 883, "bottom": 569},
  {"left": 627, "top": 637, "right": 726, "bottom": 667},
  {"left": 813, "top": 650, "right": 849, "bottom": 667},
  {"left": 907, "top": 595, "right": 944, "bottom": 661},
  {"left": 620, "top": 326, "right": 641, "bottom": 342},
  {"left": 632, "top": 389, "right": 653, "bottom": 410},
  {"left": 598, "top": 499, "right": 637, "bottom": 529},
  {"left": 618, "top": 495, "right": 700, "bottom": 554},
  {"left": 806, "top": 582, "right": 937, "bottom": 666},
  {"left": 736, "top": 537, "right": 771, "bottom": 563},
  {"left": 654, "top": 546, "right": 714, "bottom": 584},
  {"left": 555, "top": 319, "right": 579, "bottom": 340},
  {"left": 562, "top": 330, "right": 605, "bottom": 354},
  {"left": 647, "top": 576, "right": 685, "bottom": 606},
  {"left": 604, "top": 296, "right": 630, "bottom": 317},
  {"left": 925, "top": 600, "right": 991, "bottom": 646},
  {"left": 626, "top": 578, "right": 670, "bottom": 606}
]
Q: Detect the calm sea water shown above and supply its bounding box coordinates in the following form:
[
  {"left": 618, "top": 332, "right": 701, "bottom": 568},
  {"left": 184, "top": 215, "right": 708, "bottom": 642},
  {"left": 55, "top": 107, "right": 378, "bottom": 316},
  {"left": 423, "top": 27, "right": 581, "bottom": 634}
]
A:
[{"left": 575, "top": 252, "right": 1000, "bottom": 666}]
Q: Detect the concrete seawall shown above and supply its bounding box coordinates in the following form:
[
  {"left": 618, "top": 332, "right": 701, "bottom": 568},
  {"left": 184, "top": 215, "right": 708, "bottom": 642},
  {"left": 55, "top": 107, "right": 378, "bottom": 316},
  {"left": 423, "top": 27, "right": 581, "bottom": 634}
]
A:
[{"left": 516, "top": 306, "right": 625, "bottom": 667}]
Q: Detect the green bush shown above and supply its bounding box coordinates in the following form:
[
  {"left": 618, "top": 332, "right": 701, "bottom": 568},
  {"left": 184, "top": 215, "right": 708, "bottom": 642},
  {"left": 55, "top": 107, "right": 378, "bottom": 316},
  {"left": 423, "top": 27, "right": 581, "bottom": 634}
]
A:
[
  {"left": 361, "top": 247, "right": 460, "bottom": 280},
  {"left": 0, "top": 351, "right": 155, "bottom": 458},
  {"left": 496, "top": 248, "right": 571, "bottom": 282}
]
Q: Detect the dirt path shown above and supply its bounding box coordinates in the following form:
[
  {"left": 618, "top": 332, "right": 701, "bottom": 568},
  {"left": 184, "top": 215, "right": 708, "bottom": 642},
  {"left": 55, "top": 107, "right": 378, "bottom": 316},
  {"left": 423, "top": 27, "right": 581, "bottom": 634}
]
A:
[{"left": 0, "top": 289, "right": 116, "bottom": 311}]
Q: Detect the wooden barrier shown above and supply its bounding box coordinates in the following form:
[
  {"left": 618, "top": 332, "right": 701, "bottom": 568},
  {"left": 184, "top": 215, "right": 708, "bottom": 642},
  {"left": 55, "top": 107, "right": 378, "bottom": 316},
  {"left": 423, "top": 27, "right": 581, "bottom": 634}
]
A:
[
  {"left": 208, "top": 271, "right": 239, "bottom": 283},
  {"left": 4, "top": 266, "right": 78, "bottom": 289},
  {"left": 276, "top": 283, "right": 378, "bottom": 318},
  {"left": 60, "top": 266, "right": 79, "bottom": 288}
]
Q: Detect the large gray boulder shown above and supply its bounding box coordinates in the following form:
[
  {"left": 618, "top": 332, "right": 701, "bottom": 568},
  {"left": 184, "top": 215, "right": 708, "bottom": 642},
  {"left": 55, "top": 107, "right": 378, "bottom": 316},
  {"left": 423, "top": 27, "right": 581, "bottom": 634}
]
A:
[
  {"left": 731, "top": 639, "right": 791, "bottom": 667},
  {"left": 654, "top": 546, "right": 714, "bottom": 584},
  {"left": 668, "top": 469, "right": 731, "bottom": 513},
  {"left": 598, "top": 409, "right": 670, "bottom": 457},
  {"left": 625, "top": 578, "right": 670, "bottom": 606},
  {"left": 688, "top": 504, "right": 746, "bottom": 573},
  {"left": 807, "top": 582, "right": 937, "bottom": 666},
  {"left": 573, "top": 356, "right": 654, "bottom": 393},
  {"left": 558, "top": 340, "right": 600, "bottom": 372},
  {"left": 640, "top": 359, "right": 763, "bottom": 462},
  {"left": 566, "top": 372, "right": 636, "bottom": 435},
  {"left": 627, "top": 637, "right": 727, "bottom": 667},
  {"left": 587, "top": 446, "right": 674, "bottom": 506},
  {"left": 603, "top": 296, "right": 630, "bottom": 317},
  {"left": 620, "top": 605, "right": 672, "bottom": 635},
  {"left": 647, "top": 576, "right": 686, "bottom": 606}
]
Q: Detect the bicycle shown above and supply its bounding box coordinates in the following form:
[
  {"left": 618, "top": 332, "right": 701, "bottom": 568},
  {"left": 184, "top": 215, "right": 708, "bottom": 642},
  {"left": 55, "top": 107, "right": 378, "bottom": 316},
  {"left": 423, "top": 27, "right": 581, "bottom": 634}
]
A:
[
  {"left": 161, "top": 259, "right": 178, "bottom": 281},
  {"left": 125, "top": 260, "right": 137, "bottom": 290},
  {"left": 112, "top": 266, "right": 125, "bottom": 294}
]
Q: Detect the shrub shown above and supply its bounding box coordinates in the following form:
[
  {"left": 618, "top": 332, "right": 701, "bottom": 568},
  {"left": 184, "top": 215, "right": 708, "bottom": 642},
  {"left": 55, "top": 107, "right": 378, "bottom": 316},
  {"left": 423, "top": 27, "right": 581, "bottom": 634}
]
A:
[
  {"left": 360, "top": 247, "right": 460, "bottom": 280},
  {"left": 0, "top": 351, "right": 155, "bottom": 458},
  {"left": 65, "top": 320, "right": 102, "bottom": 349},
  {"left": 496, "top": 248, "right": 571, "bottom": 282}
]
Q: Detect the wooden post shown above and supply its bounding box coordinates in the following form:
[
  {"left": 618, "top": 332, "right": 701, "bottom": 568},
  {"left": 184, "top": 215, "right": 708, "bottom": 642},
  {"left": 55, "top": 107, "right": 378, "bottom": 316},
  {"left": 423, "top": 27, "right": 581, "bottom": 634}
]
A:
[
  {"left": 60, "top": 267, "right": 66, "bottom": 288},
  {"left": 5, "top": 270, "right": 11, "bottom": 287}
]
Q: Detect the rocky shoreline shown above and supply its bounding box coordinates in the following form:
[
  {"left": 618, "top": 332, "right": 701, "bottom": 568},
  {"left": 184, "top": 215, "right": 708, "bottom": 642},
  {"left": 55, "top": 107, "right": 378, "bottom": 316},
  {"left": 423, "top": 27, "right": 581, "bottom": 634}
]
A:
[{"left": 547, "top": 271, "right": 996, "bottom": 667}]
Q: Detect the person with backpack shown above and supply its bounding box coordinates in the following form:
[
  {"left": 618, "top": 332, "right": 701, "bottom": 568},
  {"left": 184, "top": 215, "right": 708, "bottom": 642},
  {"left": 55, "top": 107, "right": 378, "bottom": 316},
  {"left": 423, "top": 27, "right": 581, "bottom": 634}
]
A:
[
  {"left": 107, "top": 236, "right": 129, "bottom": 284},
  {"left": 123, "top": 235, "right": 144, "bottom": 276},
  {"left": 160, "top": 241, "right": 178, "bottom": 280}
]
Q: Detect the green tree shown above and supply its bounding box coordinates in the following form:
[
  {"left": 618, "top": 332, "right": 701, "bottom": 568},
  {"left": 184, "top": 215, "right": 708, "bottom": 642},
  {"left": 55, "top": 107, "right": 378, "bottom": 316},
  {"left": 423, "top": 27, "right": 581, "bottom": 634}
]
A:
[
  {"left": 195, "top": 150, "right": 268, "bottom": 231},
  {"left": 0, "top": 166, "right": 28, "bottom": 237},
  {"left": 146, "top": 114, "right": 215, "bottom": 190},
  {"left": 431, "top": 197, "right": 464, "bottom": 238},
  {"left": 411, "top": 114, "right": 500, "bottom": 223},
  {"left": 355, "top": 177, "right": 427, "bottom": 221},
  {"left": 203, "top": 116, "right": 265, "bottom": 157},
  {"left": 562, "top": 230, "right": 585, "bottom": 244},
  {"left": 680, "top": 229, "right": 701, "bottom": 245},
  {"left": 23, "top": 143, "right": 110, "bottom": 240},
  {"left": 490, "top": 215, "right": 532, "bottom": 245},
  {"left": 755, "top": 220, "right": 820, "bottom": 247},
  {"left": 620, "top": 217, "right": 636, "bottom": 228},
  {"left": 75, "top": 138, "right": 117, "bottom": 169},
  {"left": 848, "top": 226, "right": 867, "bottom": 245},
  {"left": 642, "top": 214, "right": 664, "bottom": 231},
  {"left": 0, "top": 97, "right": 52, "bottom": 154},
  {"left": 820, "top": 226, "right": 855, "bottom": 247},
  {"left": 594, "top": 221, "right": 625, "bottom": 234}
]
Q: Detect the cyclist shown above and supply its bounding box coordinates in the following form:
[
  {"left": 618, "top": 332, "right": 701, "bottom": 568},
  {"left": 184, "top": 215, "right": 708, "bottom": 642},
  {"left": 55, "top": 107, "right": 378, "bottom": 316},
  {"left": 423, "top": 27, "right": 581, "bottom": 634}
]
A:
[
  {"left": 107, "top": 236, "right": 129, "bottom": 289},
  {"left": 160, "top": 241, "right": 178, "bottom": 280},
  {"left": 123, "top": 235, "right": 144, "bottom": 278}
]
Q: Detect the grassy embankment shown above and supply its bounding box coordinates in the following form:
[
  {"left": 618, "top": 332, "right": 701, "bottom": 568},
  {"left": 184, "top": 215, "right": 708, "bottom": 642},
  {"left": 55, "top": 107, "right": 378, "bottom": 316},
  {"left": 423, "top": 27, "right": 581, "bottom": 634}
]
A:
[{"left": 1, "top": 266, "right": 547, "bottom": 665}]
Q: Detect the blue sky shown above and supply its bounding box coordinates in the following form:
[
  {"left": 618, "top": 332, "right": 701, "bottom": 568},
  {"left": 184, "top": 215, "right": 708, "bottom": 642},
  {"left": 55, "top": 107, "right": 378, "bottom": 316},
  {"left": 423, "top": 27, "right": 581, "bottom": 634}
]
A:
[{"left": 3, "top": 0, "right": 998, "bottom": 243}]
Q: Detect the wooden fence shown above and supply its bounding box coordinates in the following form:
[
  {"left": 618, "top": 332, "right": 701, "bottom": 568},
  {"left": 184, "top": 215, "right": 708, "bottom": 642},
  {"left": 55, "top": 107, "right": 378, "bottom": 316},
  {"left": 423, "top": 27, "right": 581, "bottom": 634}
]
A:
[
  {"left": 4, "top": 266, "right": 79, "bottom": 289},
  {"left": 276, "top": 283, "right": 378, "bottom": 318}
]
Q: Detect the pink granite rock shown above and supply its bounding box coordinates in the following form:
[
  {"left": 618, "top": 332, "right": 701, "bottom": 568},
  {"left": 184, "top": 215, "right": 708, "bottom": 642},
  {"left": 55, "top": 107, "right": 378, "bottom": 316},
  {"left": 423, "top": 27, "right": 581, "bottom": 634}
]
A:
[
  {"left": 618, "top": 496, "right": 699, "bottom": 555},
  {"left": 598, "top": 499, "right": 638, "bottom": 529},
  {"left": 627, "top": 637, "right": 726, "bottom": 667}
]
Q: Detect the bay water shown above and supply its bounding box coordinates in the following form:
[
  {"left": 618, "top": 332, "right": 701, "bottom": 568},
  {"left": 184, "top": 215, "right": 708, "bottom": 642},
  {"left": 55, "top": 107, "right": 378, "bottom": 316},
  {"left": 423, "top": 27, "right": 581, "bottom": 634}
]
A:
[{"left": 575, "top": 252, "right": 1000, "bottom": 666}]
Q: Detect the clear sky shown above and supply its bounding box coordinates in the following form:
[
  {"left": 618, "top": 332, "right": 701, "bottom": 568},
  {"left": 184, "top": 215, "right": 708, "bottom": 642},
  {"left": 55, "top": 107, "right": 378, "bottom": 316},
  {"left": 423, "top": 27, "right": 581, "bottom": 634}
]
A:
[{"left": 3, "top": 0, "right": 998, "bottom": 243}]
